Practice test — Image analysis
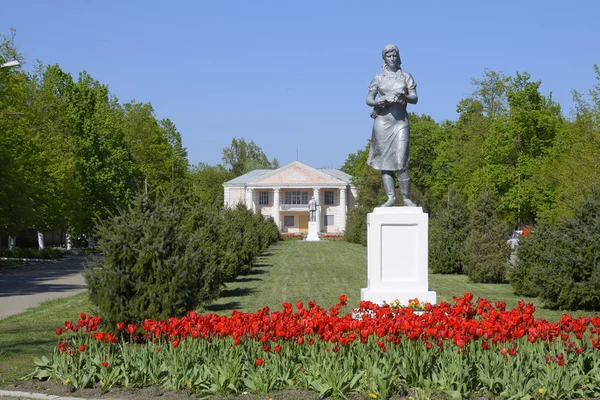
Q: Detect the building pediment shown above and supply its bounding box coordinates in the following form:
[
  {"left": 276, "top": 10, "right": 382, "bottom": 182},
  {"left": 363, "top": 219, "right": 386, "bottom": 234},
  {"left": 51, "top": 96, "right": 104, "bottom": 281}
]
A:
[{"left": 255, "top": 161, "right": 347, "bottom": 186}]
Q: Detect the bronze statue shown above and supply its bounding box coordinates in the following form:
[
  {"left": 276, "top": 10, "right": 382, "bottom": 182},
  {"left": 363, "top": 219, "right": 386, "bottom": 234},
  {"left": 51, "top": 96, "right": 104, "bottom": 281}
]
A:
[{"left": 366, "top": 44, "right": 418, "bottom": 207}]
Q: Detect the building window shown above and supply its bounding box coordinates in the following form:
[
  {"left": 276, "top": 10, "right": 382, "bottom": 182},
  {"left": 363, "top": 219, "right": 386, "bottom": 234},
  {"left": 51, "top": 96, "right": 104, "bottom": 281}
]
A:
[
  {"left": 324, "top": 215, "right": 334, "bottom": 226},
  {"left": 284, "top": 191, "right": 309, "bottom": 204},
  {"left": 324, "top": 191, "right": 334, "bottom": 205},
  {"left": 284, "top": 216, "right": 295, "bottom": 227},
  {"left": 259, "top": 191, "right": 269, "bottom": 205}
]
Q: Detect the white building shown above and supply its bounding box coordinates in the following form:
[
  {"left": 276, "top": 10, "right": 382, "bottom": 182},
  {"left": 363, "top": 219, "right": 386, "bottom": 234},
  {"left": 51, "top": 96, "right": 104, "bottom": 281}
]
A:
[{"left": 223, "top": 161, "right": 357, "bottom": 234}]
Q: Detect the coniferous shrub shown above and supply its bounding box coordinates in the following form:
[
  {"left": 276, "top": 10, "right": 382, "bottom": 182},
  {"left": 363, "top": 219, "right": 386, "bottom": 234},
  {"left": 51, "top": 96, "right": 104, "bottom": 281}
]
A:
[
  {"left": 429, "top": 197, "right": 469, "bottom": 274},
  {"left": 222, "top": 205, "right": 260, "bottom": 278},
  {"left": 85, "top": 192, "right": 223, "bottom": 323},
  {"left": 344, "top": 206, "right": 371, "bottom": 246},
  {"left": 510, "top": 196, "right": 600, "bottom": 310},
  {"left": 260, "top": 216, "right": 281, "bottom": 247},
  {"left": 463, "top": 190, "right": 511, "bottom": 283}
]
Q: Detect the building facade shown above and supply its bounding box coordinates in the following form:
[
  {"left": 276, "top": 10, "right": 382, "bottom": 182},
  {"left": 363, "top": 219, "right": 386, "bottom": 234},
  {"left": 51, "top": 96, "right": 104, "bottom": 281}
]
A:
[{"left": 223, "top": 161, "right": 357, "bottom": 234}]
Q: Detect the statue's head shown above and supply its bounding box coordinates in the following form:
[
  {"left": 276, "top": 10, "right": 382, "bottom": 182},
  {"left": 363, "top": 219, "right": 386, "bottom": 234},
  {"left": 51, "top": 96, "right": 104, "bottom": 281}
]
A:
[{"left": 381, "top": 44, "right": 401, "bottom": 71}]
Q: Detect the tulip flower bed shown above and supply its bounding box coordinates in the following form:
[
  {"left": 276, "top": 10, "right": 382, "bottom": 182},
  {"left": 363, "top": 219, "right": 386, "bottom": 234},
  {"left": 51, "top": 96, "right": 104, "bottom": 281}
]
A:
[
  {"left": 30, "top": 294, "right": 600, "bottom": 399},
  {"left": 323, "top": 234, "right": 344, "bottom": 240}
]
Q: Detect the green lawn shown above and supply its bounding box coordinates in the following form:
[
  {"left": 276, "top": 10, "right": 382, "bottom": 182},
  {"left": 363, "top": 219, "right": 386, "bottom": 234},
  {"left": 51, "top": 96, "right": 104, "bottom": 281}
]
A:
[
  {"left": 0, "top": 293, "right": 94, "bottom": 385},
  {"left": 1, "top": 239, "right": 598, "bottom": 386}
]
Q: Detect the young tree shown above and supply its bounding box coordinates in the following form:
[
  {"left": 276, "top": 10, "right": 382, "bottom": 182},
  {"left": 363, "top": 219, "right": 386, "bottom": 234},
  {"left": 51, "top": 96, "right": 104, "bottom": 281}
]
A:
[
  {"left": 463, "top": 190, "right": 511, "bottom": 283},
  {"left": 511, "top": 195, "right": 600, "bottom": 310},
  {"left": 85, "top": 192, "right": 223, "bottom": 323},
  {"left": 429, "top": 196, "right": 469, "bottom": 274}
]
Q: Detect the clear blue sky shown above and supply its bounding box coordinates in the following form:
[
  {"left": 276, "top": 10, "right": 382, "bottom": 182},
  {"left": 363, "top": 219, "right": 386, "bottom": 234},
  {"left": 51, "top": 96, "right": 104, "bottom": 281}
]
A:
[{"left": 3, "top": 1, "right": 599, "bottom": 169}]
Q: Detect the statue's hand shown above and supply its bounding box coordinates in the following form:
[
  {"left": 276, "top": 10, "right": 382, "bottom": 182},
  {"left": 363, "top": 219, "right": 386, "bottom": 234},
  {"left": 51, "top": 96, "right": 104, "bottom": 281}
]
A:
[{"left": 375, "top": 97, "right": 388, "bottom": 107}]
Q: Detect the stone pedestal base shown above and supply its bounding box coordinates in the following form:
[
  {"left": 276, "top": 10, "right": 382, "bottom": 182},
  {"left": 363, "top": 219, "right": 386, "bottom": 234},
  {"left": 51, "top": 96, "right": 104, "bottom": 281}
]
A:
[
  {"left": 360, "top": 207, "right": 436, "bottom": 306},
  {"left": 306, "top": 221, "right": 320, "bottom": 241}
]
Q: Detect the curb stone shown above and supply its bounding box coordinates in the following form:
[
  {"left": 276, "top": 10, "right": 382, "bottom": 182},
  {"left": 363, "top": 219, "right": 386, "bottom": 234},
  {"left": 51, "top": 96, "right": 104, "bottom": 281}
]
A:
[{"left": 0, "top": 390, "right": 88, "bottom": 400}]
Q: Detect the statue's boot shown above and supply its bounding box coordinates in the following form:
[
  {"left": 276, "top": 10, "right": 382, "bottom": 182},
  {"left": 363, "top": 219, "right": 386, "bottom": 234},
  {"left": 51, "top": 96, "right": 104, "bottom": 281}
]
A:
[
  {"left": 381, "top": 172, "right": 396, "bottom": 207},
  {"left": 399, "top": 178, "right": 416, "bottom": 207}
]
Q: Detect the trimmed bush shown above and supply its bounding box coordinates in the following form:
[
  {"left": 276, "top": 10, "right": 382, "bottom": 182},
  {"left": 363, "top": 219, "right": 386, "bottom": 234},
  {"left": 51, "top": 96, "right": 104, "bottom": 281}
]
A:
[
  {"left": 463, "top": 190, "right": 511, "bottom": 283},
  {"left": 344, "top": 206, "right": 371, "bottom": 246},
  {"left": 85, "top": 193, "right": 220, "bottom": 323},
  {"left": 429, "top": 197, "right": 469, "bottom": 274},
  {"left": 510, "top": 196, "right": 600, "bottom": 310},
  {"left": 85, "top": 193, "right": 279, "bottom": 324}
]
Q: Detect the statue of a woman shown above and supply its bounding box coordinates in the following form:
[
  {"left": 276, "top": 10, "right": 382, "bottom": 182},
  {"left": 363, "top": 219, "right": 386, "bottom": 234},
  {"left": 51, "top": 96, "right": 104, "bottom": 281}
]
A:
[{"left": 366, "top": 44, "right": 418, "bottom": 207}]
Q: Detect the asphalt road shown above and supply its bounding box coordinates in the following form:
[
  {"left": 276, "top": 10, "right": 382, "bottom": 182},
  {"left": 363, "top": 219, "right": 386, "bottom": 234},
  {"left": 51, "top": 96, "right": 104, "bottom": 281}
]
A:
[{"left": 0, "top": 256, "right": 88, "bottom": 320}]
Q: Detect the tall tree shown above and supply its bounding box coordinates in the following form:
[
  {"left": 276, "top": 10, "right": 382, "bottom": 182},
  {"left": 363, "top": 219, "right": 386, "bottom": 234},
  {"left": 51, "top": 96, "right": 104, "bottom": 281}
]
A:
[
  {"left": 222, "top": 137, "right": 276, "bottom": 177},
  {"left": 470, "top": 69, "right": 510, "bottom": 119},
  {"left": 70, "top": 72, "right": 140, "bottom": 235},
  {"left": 190, "top": 163, "right": 232, "bottom": 210},
  {"left": 341, "top": 140, "right": 370, "bottom": 184},
  {"left": 480, "top": 72, "right": 563, "bottom": 226}
]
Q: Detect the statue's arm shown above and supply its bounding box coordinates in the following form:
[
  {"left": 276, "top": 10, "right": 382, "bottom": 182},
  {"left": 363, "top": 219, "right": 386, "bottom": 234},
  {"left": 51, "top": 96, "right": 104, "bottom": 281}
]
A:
[
  {"left": 366, "top": 90, "right": 381, "bottom": 107},
  {"left": 366, "top": 76, "right": 387, "bottom": 107},
  {"left": 367, "top": 89, "right": 389, "bottom": 108},
  {"left": 403, "top": 73, "right": 418, "bottom": 105}
]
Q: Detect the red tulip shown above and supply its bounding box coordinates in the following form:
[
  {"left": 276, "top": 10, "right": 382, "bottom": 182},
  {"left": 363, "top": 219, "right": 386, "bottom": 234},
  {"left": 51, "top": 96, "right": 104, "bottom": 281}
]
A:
[{"left": 255, "top": 358, "right": 264, "bottom": 366}]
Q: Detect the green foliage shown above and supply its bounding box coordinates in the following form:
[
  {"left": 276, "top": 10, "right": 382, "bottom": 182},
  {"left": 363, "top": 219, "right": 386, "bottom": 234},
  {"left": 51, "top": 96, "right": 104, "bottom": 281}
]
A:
[
  {"left": 510, "top": 196, "right": 600, "bottom": 310},
  {"left": 0, "top": 247, "right": 64, "bottom": 259},
  {"left": 463, "top": 190, "right": 511, "bottom": 283},
  {"left": 429, "top": 197, "right": 469, "bottom": 274},
  {"left": 85, "top": 192, "right": 218, "bottom": 323},
  {"left": 85, "top": 191, "right": 280, "bottom": 323},
  {"left": 356, "top": 166, "right": 387, "bottom": 208},
  {"left": 408, "top": 113, "right": 447, "bottom": 197},
  {"left": 189, "top": 163, "right": 233, "bottom": 210},
  {"left": 344, "top": 206, "right": 371, "bottom": 246},
  {"left": 221, "top": 137, "right": 277, "bottom": 177},
  {"left": 340, "top": 140, "right": 369, "bottom": 184},
  {"left": 0, "top": 29, "right": 190, "bottom": 243}
]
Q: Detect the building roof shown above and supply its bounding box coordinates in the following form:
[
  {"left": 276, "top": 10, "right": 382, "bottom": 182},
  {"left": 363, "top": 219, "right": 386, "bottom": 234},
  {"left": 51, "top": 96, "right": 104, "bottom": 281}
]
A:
[
  {"left": 224, "top": 169, "right": 272, "bottom": 185},
  {"left": 223, "top": 161, "right": 354, "bottom": 187}
]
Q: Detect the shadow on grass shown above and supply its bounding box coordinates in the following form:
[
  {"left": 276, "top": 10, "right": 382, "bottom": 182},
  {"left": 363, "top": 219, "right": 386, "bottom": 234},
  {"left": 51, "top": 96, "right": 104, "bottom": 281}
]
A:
[
  {"left": 204, "top": 301, "right": 242, "bottom": 312},
  {"left": 245, "top": 267, "right": 268, "bottom": 276},
  {"left": 0, "top": 338, "right": 57, "bottom": 356},
  {"left": 220, "top": 287, "right": 255, "bottom": 298},
  {"left": 234, "top": 277, "right": 262, "bottom": 283}
]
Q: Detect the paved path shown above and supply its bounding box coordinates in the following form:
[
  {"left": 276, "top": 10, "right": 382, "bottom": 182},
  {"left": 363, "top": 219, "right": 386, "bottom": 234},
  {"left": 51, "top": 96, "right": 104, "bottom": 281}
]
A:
[{"left": 0, "top": 256, "right": 88, "bottom": 320}]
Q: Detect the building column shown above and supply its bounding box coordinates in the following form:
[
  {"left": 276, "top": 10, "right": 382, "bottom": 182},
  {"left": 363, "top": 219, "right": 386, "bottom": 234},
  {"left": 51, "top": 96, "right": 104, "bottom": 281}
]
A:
[
  {"left": 66, "top": 232, "right": 73, "bottom": 250},
  {"left": 245, "top": 187, "right": 255, "bottom": 212},
  {"left": 8, "top": 236, "right": 16, "bottom": 251},
  {"left": 339, "top": 187, "right": 347, "bottom": 232},
  {"left": 273, "top": 188, "right": 280, "bottom": 229},
  {"left": 223, "top": 187, "right": 230, "bottom": 209},
  {"left": 313, "top": 188, "right": 321, "bottom": 233},
  {"left": 37, "top": 231, "right": 45, "bottom": 250}
]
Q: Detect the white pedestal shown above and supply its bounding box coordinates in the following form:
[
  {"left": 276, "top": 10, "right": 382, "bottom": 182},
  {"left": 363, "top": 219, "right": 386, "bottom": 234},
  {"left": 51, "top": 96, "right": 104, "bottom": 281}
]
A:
[
  {"left": 361, "top": 207, "right": 436, "bottom": 306},
  {"left": 306, "top": 221, "right": 320, "bottom": 241}
]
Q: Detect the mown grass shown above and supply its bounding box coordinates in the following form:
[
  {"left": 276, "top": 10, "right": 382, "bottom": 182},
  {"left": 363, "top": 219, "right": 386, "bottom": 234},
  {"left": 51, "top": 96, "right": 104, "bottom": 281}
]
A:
[
  {"left": 1, "top": 239, "right": 598, "bottom": 386},
  {"left": 0, "top": 292, "right": 95, "bottom": 385}
]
